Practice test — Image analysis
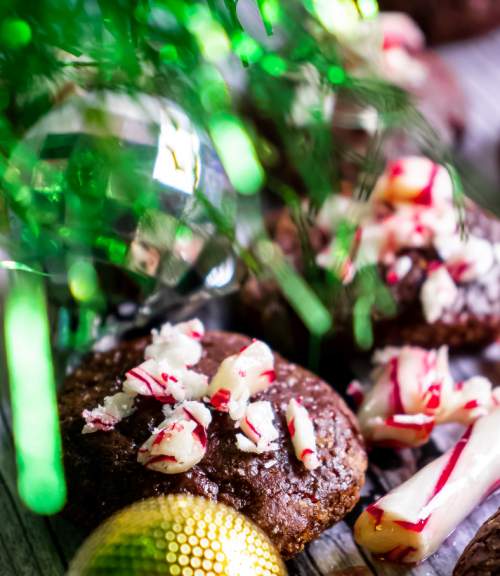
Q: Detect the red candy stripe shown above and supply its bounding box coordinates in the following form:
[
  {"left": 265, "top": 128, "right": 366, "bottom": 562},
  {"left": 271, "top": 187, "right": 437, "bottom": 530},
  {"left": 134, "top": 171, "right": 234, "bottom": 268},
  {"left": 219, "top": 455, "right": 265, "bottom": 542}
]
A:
[
  {"left": 145, "top": 454, "right": 177, "bottom": 466},
  {"left": 429, "top": 426, "right": 472, "bottom": 501},
  {"left": 244, "top": 417, "right": 261, "bottom": 439},
  {"left": 210, "top": 388, "right": 231, "bottom": 411},
  {"left": 183, "top": 407, "right": 208, "bottom": 448},
  {"left": 414, "top": 162, "right": 438, "bottom": 206},
  {"left": 260, "top": 369, "right": 276, "bottom": 383}
]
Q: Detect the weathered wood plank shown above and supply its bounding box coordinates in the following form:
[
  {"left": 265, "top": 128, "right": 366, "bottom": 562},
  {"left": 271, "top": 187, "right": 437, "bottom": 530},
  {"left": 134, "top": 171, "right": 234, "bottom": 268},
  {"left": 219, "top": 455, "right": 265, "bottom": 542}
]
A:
[
  {"left": 304, "top": 521, "right": 376, "bottom": 574},
  {"left": 0, "top": 403, "right": 64, "bottom": 576},
  {"left": 1, "top": 343, "right": 498, "bottom": 575}
]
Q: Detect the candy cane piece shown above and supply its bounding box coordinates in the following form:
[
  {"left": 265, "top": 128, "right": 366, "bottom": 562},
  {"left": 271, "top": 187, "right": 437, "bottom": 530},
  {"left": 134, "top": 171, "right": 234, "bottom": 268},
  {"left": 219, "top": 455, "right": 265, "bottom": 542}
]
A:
[
  {"left": 421, "top": 266, "right": 458, "bottom": 324},
  {"left": 236, "top": 401, "right": 279, "bottom": 454},
  {"left": 357, "top": 346, "right": 496, "bottom": 447},
  {"left": 123, "top": 358, "right": 185, "bottom": 404},
  {"left": 354, "top": 408, "right": 500, "bottom": 564},
  {"left": 82, "top": 392, "right": 135, "bottom": 434},
  {"left": 208, "top": 340, "right": 275, "bottom": 420},
  {"left": 145, "top": 318, "right": 205, "bottom": 367},
  {"left": 372, "top": 157, "right": 453, "bottom": 208},
  {"left": 138, "top": 401, "right": 211, "bottom": 474},
  {"left": 434, "top": 234, "right": 495, "bottom": 283},
  {"left": 286, "top": 398, "right": 320, "bottom": 470}
]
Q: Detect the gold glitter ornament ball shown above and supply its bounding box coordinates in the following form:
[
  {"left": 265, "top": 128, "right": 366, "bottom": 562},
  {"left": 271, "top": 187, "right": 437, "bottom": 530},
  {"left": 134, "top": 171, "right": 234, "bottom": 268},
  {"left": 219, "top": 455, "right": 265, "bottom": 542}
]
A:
[{"left": 68, "top": 494, "right": 287, "bottom": 576}]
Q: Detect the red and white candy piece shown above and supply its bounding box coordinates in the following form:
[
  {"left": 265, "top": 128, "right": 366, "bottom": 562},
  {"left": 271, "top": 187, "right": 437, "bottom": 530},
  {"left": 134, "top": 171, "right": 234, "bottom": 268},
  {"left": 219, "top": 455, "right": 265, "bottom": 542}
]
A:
[
  {"left": 235, "top": 401, "right": 279, "bottom": 454},
  {"left": 420, "top": 265, "right": 458, "bottom": 324},
  {"left": 123, "top": 359, "right": 178, "bottom": 403},
  {"left": 379, "top": 12, "right": 425, "bottom": 53},
  {"left": 123, "top": 356, "right": 208, "bottom": 404},
  {"left": 138, "top": 401, "right": 211, "bottom": 474},
  {"left": 357, "top": 346, "right": 448, "bottom": 446},
  {"left": 354, "top": 408, "right": 500, "bottom": 564},
  {"left": 208, "top": 340, "right": 276, "bottom": 420},
  {"left": 372, "top": 157, "right": 453, "bottom": 209},
  {"left": 434, "top": 234, "right": 495, "bottom": 283},
  {"left": 286, "top": 398, "right": 320, "bottom": 471},
  {"left": 145, "top": 318, "right": 204, "bottom": 367},
  {"left": 357, "top": 346, "right": 496, "bottom": 446},
  {"left": 385, "top": 255, "right": 412, "bottom": 285},
  {"left": 445, "top": 376, "right": 496, "bottom": 423},
  {"left": 82, "top": 392, "right": 135, "bottom": 434}
]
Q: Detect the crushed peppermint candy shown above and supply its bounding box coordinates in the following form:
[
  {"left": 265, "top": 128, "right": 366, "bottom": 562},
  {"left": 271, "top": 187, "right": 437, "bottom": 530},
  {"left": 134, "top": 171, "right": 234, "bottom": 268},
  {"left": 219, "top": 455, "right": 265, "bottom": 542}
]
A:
[
  {"left": 420, "top": 266, "right": 458, "bottom": 323},
  {"left": 434, "top": 234, "right": 495, "bottom": 283},
  {"left": 372, "top": 156, "right": 453, "bottom": 208},
  {"left": 316, "top": 156, "right": 498, "bottom": 325},
  {"left": 286, "top": 398, "right": 320, "bottom": 471},
  {"left": 82, "top": 392, "right": 135, "bottom": 434},
  {"left": 145, "top": 318, "right": 204, "bottom": 367},
  {"left": 138, "top": 401, "right": 212, "bottom": 474},
  {"left": 80, "top": 319, "right": 322, "bottom": 476},
  {"left": 123, "top": 358, "right": 185, "bottom": 404},
  {"left": 236, "top": 401, "right": 279, "bottom": 454},
  {"left": 357, "top": 345, "right": 497, "bottom": 446},
  {"left": 386, "top": 255, "right": 412, "bottom": 285},
  {"left": 82, "top": 319, "right": 208, "bottom": 432},
  {"left": 208, "top": 340, "right": 275, "bottom": 421},
  {"left": 123, "top": 358, "right": 208, "bottom": 403}
]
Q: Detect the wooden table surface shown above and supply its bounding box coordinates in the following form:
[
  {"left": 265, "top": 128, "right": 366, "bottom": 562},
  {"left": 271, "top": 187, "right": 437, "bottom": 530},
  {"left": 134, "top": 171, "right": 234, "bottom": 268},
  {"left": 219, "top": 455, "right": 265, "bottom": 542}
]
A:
[
  {"left": 1, "top": 331, "right": 499, "bottom": 576},
  {"left": 2, "top": 25, "right": 500, "bottom": 576}
]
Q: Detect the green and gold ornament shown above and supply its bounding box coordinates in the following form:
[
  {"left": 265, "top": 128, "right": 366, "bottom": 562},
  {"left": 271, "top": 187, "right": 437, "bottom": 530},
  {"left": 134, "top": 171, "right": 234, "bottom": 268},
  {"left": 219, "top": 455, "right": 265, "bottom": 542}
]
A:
[{"left": 69, "top": 494, "right": 287, "bottom": 576}]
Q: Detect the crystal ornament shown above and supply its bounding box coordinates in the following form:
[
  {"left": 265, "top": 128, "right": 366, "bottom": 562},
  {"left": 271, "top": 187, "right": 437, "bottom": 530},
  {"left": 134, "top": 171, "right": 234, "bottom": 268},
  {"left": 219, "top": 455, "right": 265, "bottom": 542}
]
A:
[{"left": 7, "top": 91, "right": 237, "bottom": 323}]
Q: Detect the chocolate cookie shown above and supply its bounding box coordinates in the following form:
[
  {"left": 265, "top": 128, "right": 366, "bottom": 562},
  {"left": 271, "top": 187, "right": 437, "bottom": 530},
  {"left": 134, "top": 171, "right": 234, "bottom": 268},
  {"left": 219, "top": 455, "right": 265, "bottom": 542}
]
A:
[
  {"left": 370, "top": 200, "right": 500, "bottom": 348},
  {"left": 454, "top": 508, "right": 500, "bottom": 576},
  {"left": 378, "top": 0, "right": 500, "bottom": 44},
  {"left": 238, "top": 157, "right": 500, "bottom": 366},
  {"left": 59, "top": 329, "right": 367, "bottom": 558}
]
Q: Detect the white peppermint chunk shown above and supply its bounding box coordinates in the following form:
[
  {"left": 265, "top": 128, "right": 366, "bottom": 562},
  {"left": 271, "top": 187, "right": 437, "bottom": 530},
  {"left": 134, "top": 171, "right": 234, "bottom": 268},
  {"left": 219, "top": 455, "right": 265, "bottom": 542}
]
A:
[
  {"left": 138, "top": 401, "right": 211, "bottom": 474},
  {"left": 145, "top": 318, "right": 204, "bottom": 367},
  {"left": 236, "top": 401, "right": 279, "bottom": 454},
  {"left": 174, "top": 318, "right": 205, "bottom": 340},
  {"left": 420, "top": 266, "right": 458, "bottom": 323},
  {"left": 434, "top": 234, "right": 495, "bottom": 283},
  {"left": 183, "top": 370, "right": 209, "bottom": 400},
  {"left": 82, "top": 392, "right": 135, "bottom": 434},
  {"left": 208, "top": 340, "right": 276, "bottom": 420},
  {"left": 123, "top": 358, "right": 185, "bottom": 403},
  {"left": 124, "top": 358, "right": 208, "bottom": 403},
  {"left": 177, "top": 399, "right": 212, "bottom": 428},
  {"left": 386, "top": 255, "right": 412, "bottom": 284},
  {"left": 286, "top": 398, "right": 320, "bottom": 471}
]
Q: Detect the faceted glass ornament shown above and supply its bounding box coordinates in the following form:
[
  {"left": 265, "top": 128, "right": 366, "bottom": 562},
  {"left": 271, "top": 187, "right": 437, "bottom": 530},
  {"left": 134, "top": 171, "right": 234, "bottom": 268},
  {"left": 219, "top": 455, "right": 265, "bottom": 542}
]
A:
[
  {"left": 6, "top": 91, "right": 238, "bottom": 331},
  {"left": 68, "top": 494, "right": 287, "bottom": 576}
]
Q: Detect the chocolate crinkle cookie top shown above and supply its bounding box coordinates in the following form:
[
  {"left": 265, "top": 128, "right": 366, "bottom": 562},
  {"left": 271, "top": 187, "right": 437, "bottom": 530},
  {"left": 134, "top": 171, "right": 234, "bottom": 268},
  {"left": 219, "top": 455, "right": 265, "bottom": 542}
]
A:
[
  {"left": 59, "top": 320, "right": 367, "bottom": 558},
  {"left": 454, "top": 508, "right": 500, "bottom": 576}
]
